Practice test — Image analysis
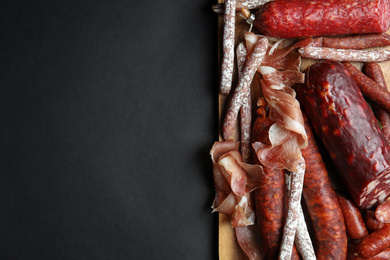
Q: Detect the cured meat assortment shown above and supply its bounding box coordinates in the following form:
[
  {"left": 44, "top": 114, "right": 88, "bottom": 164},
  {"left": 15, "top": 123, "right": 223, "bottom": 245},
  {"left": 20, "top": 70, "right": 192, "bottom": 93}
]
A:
[{"left": 211, "top": 0, "right": 390, "bottom": 259}]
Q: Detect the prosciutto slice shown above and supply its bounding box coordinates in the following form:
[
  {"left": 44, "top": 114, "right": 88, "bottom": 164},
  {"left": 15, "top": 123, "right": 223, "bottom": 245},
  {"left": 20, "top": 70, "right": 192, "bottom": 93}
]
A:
[
  {"left": 210, "top": 140, "right": 266, "bottom": 227},
  {"left": 253, "top": 66, "right": 307, "bottom": 172}
]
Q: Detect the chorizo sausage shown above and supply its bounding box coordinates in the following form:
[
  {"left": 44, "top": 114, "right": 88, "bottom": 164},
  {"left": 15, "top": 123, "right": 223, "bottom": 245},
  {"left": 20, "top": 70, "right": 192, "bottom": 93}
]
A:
[
  {"left": 365, "top": 210, "right": 385, "bottom": 232},
  {"left": 253, "top": 0, "right": 390, "bottom": 38},
  {"left": 336, "top": 192, "right": 368, "bottom": 239},
  {"left": 356, "top": 224, "right": 390, "bottom": 258},
  {"left": 252, "top": 107, "right": 301, "bottom": 260},
  {"left": 297, "top": 60, "right": 390, "bottom": 210},
  {"left": 364, "top": 62, "right": 390, "bottom": 142},
  {"left": 301, "top": 112, "right": 347, "bottom": 259},
  {"left": 342, "top": 62, "right": 390, "bottom": 113}
]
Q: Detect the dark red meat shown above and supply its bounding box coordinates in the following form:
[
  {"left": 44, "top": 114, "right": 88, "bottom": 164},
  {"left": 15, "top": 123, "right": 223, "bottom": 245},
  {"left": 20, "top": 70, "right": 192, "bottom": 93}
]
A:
[
  {"left": 301, "top": 113, "right": 347, "bottom": 259},
  {"left": 254, "top": 0, "right": 390, "bottom": 38},
  {"left": 252, "top": 107, "right": 301, "bottom": 260},
  {"left": 297, "top": 60, "right": 390, "bottom": 209},
  {"left": 336, "top": 192, "right": 368, "bottom": 239}
]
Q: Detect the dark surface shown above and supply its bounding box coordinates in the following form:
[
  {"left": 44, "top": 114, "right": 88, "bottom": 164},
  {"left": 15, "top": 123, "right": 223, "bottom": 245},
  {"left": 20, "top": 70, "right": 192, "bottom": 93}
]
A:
[{"left": 0, "top": 1, "right": 218, "bottom": 259}]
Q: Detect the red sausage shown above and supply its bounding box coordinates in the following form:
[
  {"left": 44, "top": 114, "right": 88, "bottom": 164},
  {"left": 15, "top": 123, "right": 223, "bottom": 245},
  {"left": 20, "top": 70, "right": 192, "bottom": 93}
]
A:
[
  {"left": 365, "top": 210, "right": 386, "bottom": 232},
  {"left": 252, "top": 107, "right": 301, "bottom": 260},
  {"left": 296, "top": 60, "right": 390, "bottom": 210},
  {"left": 364, "top": 62, "right": 390, "bottom": 142},
  {"left": 375, "top": 200, "right": 390, "bottom": 223},
  {"left": 343, "top": 62, "right": 390, "bottom": 113},
  {"left": 301, "top": 113, "right": 347, "bottom": 259},
  {"left": 253, "top": 0, "right": 390, "bottom": 38},
  {"left": 356, "top": 225, "right": 390, "bottom": 258},
  {"left": 314, "top": 33, "right": 390, "bottom": 50},
  {"left": 348, "top": 243, "right": 390, "bottom": 260},
  {"left": 336, "top": 193, "right": 368, "bottom": 239}
]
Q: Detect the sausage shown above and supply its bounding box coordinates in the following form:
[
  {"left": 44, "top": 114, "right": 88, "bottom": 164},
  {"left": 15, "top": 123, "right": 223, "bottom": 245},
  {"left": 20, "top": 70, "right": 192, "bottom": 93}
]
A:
[
  {"left": 336, "top": 192, "right": 369, "bottom": 239},
  {"left": 375, "top": 199, "right": 390, "bottom": 223},
  {"left": 313, "top": 33, "right": 390, "bottom": 50},
  {"left": 356, "top": 224, "right": 390, "bottom": 258},
  {"left": 236, "top": 42, "right": 251, "bottom": 160},
  {"left": 364, "top": 62, "right": 390, "bottom": 142},
  {"left": 253, "top": 0, "right": 390, "bottom": 38},
  {"left": 348, "top": 242, "right": 390, "bottom": 260},
  {"left": 298, "top": 47, "right": 390, "bottom": 62},
  {"left": 301, "top": 112, "right": 347, "bottom": 259},
  {"left": 365, "top": 210, "right": 386, "bottom": 232},
  {"left": 296, "top": 60, "right": 390, "bottom": 210},
  {"left": 252, "top": 107, "right": 301, "bottom": 260},
  {"left": 219, "top": 0, "right": 236, "bottom": 95},
  {"left": 222, "top": 37, "right": 268, "bottom": 140},
  {"left": 342, "top": 62, "right": 390, "bottom": 113}
]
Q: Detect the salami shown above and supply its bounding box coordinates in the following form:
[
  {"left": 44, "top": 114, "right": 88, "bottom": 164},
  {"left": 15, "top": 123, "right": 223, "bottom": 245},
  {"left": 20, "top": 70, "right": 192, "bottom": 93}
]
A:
[
  {"left": 219, "top": 0, "right": 236, "bottom": 95},
  {"left": 253, "top": 0, "right": 390, "bottom": 38},
  {"left": 301, "top": 113, "right": 347, "bottom": 259},
  {"left": 297, "top": 60, "right": 390, "bottom": 210},
  {"left": 222, "top": 37, "right": 268, "bottom": 140},
  {"left": 298, "top": 47, "right": 390, "bottom": 62}
]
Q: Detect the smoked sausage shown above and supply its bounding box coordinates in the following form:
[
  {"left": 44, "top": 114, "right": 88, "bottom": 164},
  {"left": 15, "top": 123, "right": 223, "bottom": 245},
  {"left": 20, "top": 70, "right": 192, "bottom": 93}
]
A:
[
  {"left": 297, "top": 60, "right": 390, "bottom": 210},
  {"left": 253, "top": 0, "right": 390, "bottom": 38},
  {"left": 301, "top": 112, "right": 347, "bottom": 259}
]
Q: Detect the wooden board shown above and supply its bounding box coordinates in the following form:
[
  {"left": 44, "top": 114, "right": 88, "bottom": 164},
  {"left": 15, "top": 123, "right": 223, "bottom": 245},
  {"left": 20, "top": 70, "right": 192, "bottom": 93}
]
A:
[{"left": 216, "top": 1, "right": 390, "bottom": 259}]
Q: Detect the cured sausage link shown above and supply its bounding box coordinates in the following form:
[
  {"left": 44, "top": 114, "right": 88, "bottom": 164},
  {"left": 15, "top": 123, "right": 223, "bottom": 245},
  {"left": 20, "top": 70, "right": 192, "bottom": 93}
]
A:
[
  {"left": 219, "top": 0, "right": 236, "bottom": 95},
  {"left": 253, "top": 0, "right": 390, "bottom": 38},
  {"left": 252, "top": 107, "right": 301, "bottom": 260},
  {"left": 342, "top": 62, "right": 390, "bottom": 113},
  {"left": 285, "top": 172, "right": 316, "bottom": 260},
  {"left": 298, "top": 47, "right": 390, "bottom": 62},
  {"left": 336, "top": 192, "right": 368, "bottom": 239},
  {"left": 356, "top": 225, "right": 390, "bottom": 258},
  {"left": 364, "top": 62, "right": 390, "bottom": 142},
  {"left": 297, "top": 60, "right": 390, "bottom": 210},
  {"left": 365, "top": 210, "right": 385, "bottom": 232},
  {"left": 279, "top": 159, "right": 305, "bottom": 260},
  {"left": 301, "top": 112, "right": 347, "bottom": 259},
  {"left": 236, "top": 42, "right": 251, "bottom": 159},
  {"left": 313, "top": 33, "right": 390, "bottom": 50},
  {"left": 222, "top": 37, "right": 268, "bottom": 140}
]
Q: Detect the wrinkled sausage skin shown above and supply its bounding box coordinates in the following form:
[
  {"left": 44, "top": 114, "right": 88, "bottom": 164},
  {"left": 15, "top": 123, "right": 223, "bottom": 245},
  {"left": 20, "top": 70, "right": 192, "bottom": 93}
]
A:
[{"left": 297, "top": 60, "right": 390, "bottom": 210}]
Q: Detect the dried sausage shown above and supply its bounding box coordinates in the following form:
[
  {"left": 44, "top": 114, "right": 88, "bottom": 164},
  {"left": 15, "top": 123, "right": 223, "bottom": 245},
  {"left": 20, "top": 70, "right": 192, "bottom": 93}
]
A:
[
  {"left": 301, "top": 112, "right": 347, "bottom": 259},
  {"left": 375, "top": 199, "right": 390, "bottom": 223},
  {"left": 356, "top": 225, "right": 390, "bottom": 258},
  {"left": 297, "top": 60, "right": 390, "bottom": 209},
  {"left": 313, "top": 33, "right": 390, "bottom": 50},
  {"left": 336, "top": 192, "right": 368, "bottom": 239},
  {"left": 252, "top": 107, "right": 301, "bottom": 260},
  {"left": 253, "top": 0, "right": 390, "bottom": 38}
]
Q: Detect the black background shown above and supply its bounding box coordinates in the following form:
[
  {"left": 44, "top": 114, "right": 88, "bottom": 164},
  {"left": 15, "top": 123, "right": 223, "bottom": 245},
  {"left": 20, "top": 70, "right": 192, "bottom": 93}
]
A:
[{"left": 0, "top": 1, "right": 218, "bottom": 259}]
